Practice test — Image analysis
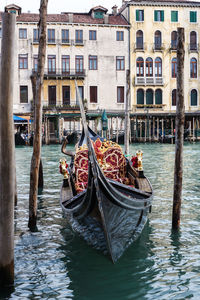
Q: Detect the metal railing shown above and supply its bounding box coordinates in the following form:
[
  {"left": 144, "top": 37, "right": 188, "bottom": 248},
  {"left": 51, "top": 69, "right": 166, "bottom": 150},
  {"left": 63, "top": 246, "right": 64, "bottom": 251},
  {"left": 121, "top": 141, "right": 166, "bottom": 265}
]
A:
[
  {"left": 135, "top": 76, "right": 164, "bottom": 86},
  {"left": 32, "top": 68, "right": 86, "bottom": 78}
]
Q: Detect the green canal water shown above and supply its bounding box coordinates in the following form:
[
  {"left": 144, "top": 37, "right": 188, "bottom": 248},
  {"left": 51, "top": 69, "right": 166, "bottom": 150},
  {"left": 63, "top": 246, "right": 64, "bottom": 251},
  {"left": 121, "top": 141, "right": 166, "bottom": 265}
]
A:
[{"left": 1, "top": 143, "right": 200, "bottom": 300}]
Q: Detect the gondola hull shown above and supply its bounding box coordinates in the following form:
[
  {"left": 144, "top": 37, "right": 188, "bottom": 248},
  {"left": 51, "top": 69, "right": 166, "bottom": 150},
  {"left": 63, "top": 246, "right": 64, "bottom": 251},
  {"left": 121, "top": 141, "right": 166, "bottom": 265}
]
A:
[{"left": 60, "top": 167, "right": 153, "bottom": 262}]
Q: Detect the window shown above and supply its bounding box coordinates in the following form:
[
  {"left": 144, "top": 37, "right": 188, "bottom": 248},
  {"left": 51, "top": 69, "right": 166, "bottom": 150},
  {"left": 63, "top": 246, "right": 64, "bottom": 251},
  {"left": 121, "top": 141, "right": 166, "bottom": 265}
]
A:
[
  {"left": 190, "top": 58, "right": 197, "bottom": 78},
  {"left": 94, "top": 11, "right": 103, "bottom": 19},
  {"left": 48, "top": 86, "right": 56, "bottom": 105},
  {"left": 89, "top": 30, "right": 96, "bottom": 40},
  {"left": 20, "top": 86, "right": 28, "bottom": 103},
  {"left": 190, "top": 31, "right": 197, "bottom": 50},
  {"left": 75, "top": 30, "right": 83, "bottom": 43},
  {"left": 172, "top": 89, "right": 177, "bottom": 106},
  {"left": 137, "top": 89, "right": 144, "bottom": 104},
  {"left": 171, "top": 11, "right": 178, "bottom": 22},
  {"left": 172, "top": 58, "right": 177, "bottom": 78},
  {"left": 48, "top": 29, "right": 55, "bottom": 43},
  {"left": 146, "top": 89, "right": 153, "bottom": 104},
  {"left": 75, "top": 55, "right": 84, "bottom": 74},
  {"left": 154, "top": 10, "right": 164, "bottom": 22},
  {"left": 146, "top": 57, "right": 153, "bottom": 77},
  {"left": 155, "top": 57, "right": 162, "bottom": 77},
  {"left": 136, "top": 57, "right": 144, "bottom": 77},
  {"left": 19, "top": 28, "right": 27, "bottom": 39},
  {"left": 48, "top": 55, "right": 56, "bottom": 74},
  {"left": 62, "top": 86, "right": 70, "bottom": 105},
  {"left": 117, "top": 87, "right": 124, "bottom": 103},
  {"left": 89, "top": 55, "right": 97, "bottom": 70},
  {"left": 90, "top": 86, "right": 97, "bottom": 103},
  {"left": 62, "top": 55, "right": 70, "bottom": 74},
  {"left": 171, "top": 31, "right": 177, "bottom": 49},
  {"left": 136, "top": 30, "right": 143, "bottom": 49},
  {"left": 76, "top": 86, "right": 84, "bottom": 105},
  {"left": 154, "top": 30, "right": 162, "bottom": 49},
  {"left": 116, "top": 56, "right": 125, "bottom": 70},
  {"left": 0, "top": 28, "right": 2, "bottom": 38},
  {"left": 33, "top": 29, "right": 39, "bottom": 43},
  {"left": 190, "top": 11, "right": 197, "bottom": 23},
  {"left": 19, "top": 54, "right": 28, "bottom": 69},
  {"left": 155, "top": 89, "right": 162, "bottom": 104},
  {"left": 136, "top": 9, "right": 144, "bottom": 21},
  {"left": 33, "top": 55, "right": 38, "bottom": 71},
  {"left": 62, "top": 29, "right": 69, "bottom": 43},
  {"left": 116, "top": 31, "right": 124, "bottom": 41},
  {"left": 191, "top": 89, "right": 197, "bottom": 106}
]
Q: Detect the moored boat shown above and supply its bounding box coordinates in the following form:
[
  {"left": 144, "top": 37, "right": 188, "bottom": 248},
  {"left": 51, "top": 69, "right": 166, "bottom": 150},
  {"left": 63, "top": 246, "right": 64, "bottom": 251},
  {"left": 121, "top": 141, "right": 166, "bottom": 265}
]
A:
[{"left": 60, "top": 125, "right": 153, "bottom": 263}]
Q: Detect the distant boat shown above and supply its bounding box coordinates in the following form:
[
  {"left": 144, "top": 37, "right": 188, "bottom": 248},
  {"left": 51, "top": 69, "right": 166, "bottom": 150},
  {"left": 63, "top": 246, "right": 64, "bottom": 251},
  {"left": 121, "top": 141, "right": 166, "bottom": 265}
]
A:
[{"left": 60, "top": 125, "right": 153, "bottom": 263}]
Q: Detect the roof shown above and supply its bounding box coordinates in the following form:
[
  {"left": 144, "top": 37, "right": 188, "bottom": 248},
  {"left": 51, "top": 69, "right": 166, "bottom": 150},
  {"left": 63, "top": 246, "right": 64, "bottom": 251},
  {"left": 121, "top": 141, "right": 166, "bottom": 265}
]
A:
[
  {"left": 0, "top": 11, "right": 129, "bottom": 26},
  {"left": 124, "top": 0, "right": 200, "bottom": 6}
]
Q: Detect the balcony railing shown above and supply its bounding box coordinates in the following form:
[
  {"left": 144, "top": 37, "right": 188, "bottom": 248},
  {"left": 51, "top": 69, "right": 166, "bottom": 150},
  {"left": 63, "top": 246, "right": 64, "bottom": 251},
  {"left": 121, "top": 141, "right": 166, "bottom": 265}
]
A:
[
  {"left": 134, "top": 43, "right": 146, "bottom": 51},
  {"left": 135, "top": 76, "right": 164, "bottom": 86},
  {"left": 189, "top": 43, "right": 199, "bottom": 51},
  {"left": 32, "top": 69, "right": 86, "bottom": 79},
  {"left": 153, "top": 43, "right": 165, "bottom": 51}
]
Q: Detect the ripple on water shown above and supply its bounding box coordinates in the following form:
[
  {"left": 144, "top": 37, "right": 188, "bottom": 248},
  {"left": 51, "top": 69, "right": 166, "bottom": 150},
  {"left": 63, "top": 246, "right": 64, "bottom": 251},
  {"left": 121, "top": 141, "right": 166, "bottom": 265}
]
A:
[{"left": 1, "top": 143, "right": 200, "bottom": 300}]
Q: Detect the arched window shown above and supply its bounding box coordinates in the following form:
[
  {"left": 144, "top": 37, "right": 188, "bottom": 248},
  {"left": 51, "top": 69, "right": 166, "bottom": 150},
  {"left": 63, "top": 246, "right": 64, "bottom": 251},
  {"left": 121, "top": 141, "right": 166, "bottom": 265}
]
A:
[
  {"left": 155, "top": 30, "right": 162, "bottom": 49},
  {"left": 146, "top": 89, "right": 153, "bottom": 104},
  {"left": 190, "top": 58, "right": 197, "bottom": 78},
  {"left": 136, "top": 57, "right": 144, "bottom": 77},
  {"left": 155, "top": 89, "right": 162, "bottom": 104},
  {"left": 172, "top": 89, "right": 177, "bottom": 106},
  {"left": 136, "top": 30, "right": 143, "bottom": 49},
  {"left": 191, "top": 89, "right": 197, "bottom": 106},
  {"left": 190, "top": 31, "right": 197, "bottom": 50},
  {"left": 146, "top": 57, "right": 153, "bottom": 77},
  {"left": 172, "top": 58, "right": 177, "bottom": 78},
  {"left": 155, "top": 57, "right": 162, "bottom": 77},
  {"left": 137, "top": 89, "right": 144, "bottom": 104},
  {"left": 171, "top": 31, "right": 177, "bottom": 49}
]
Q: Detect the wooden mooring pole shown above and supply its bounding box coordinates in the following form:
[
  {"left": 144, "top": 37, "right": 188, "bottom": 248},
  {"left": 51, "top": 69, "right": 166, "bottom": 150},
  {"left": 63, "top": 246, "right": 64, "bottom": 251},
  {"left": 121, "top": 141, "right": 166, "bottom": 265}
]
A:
[
  {"left": 0, "top": 12, "right": 16, "bottom": 287},
  {"left": 172, "top": 28, "right": 185, "bottom": 230},
  {"left": 124, "top": 70, "right": 130, "bottom": 155}
]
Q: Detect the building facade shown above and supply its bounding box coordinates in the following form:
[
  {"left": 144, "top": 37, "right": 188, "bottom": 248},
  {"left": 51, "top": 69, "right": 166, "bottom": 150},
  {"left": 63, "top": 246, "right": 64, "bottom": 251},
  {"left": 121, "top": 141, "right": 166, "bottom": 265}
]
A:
[
  {"left": 121, "top": 0, "right": 200, "bottom": 141},
  {"left": 0, "top": 4, "right": 129, "bottom": 142}
]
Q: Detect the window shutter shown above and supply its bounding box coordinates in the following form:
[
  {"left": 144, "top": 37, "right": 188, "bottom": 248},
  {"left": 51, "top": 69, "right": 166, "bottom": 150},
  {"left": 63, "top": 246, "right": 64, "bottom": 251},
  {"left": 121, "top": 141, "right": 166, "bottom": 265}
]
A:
[
  {"left": 136, "top": 10, "right": 139, "bottom": 21},
  {"left": 190, "top": 11, "right": 197, "bottom": 22},
  {"left": 171, "top": 11, "right": 178, "bottom": 22},
  {"left": 161, "top": 10, "right": 164, "bottom": 21},
  {"left": 154, "top": 11, "right": 157, "bottom": 21}
]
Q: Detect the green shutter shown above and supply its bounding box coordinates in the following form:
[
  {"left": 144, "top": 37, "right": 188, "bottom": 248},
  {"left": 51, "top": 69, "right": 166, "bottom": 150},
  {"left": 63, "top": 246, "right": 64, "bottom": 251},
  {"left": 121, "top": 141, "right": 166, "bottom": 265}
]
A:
[
  {"left": 137, "top": 90, "right": 144, "bottom": 104},
  {"left": 191, "top": 90, "right": 197, "bottom": 106},
  {"left": 190, "top": 11, "right": 197, "bottom": 22},
  {"left": 161, "top": 10, "right": 164, "bottom": 21},
  {"left": 136, "top": 10, "right": 139, "bottom": 21},
  {"left": 154, "top": 10, "right": 157, "bottom": 21},
  {"left": 171, "top": 11, "right": 178, "bottom": 22}
]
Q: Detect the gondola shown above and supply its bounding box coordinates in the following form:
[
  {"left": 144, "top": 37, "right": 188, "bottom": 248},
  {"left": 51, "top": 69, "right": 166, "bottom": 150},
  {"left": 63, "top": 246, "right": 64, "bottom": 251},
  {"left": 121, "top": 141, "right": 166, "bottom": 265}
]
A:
[{"left": 59, "top": 84, "right": 153, "bottom": 263}]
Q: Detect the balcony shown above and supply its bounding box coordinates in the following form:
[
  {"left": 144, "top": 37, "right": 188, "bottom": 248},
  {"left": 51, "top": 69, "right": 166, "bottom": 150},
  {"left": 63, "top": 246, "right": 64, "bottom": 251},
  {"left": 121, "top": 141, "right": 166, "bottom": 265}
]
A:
[
  {"left": 189, "top": 43, "right": 199, "bottom": 52},
  {"left": 135, "top": 77, "right": 164, "bottom": 86},
  {"left": 133, "top": 43, "right": 146, "bottom": 52},
  {"left": 32, "top": 69, "right": 86, "bottom": 79},
  {"left": 153, "top": 43, "right": 165, "bottom": 52}
]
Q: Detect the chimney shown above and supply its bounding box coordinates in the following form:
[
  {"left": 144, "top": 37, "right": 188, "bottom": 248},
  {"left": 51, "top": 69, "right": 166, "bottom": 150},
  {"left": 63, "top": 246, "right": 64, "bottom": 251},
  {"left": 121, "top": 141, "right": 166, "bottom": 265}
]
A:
[
  {"left": 68, "top": 13, "right": 73, "bottom": 23},
  {"left": 112, "top": 5, "right": 118, "bottom": 15},
  {"left": 104, "top": 14, "right": 109, "bottom": 24}
]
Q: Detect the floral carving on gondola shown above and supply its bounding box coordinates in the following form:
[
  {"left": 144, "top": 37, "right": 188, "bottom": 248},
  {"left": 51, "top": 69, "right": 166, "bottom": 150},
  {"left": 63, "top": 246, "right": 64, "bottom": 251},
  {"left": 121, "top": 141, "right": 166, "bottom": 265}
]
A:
[{"left": 74, "top": 138, "right": 131, "bottom": 193}]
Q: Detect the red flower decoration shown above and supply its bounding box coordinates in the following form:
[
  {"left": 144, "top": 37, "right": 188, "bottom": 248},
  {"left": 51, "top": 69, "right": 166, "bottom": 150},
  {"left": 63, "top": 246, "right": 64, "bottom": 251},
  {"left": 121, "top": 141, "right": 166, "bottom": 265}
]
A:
[{"left": 131, "top": 156, "right": 138, "bottom": 168}]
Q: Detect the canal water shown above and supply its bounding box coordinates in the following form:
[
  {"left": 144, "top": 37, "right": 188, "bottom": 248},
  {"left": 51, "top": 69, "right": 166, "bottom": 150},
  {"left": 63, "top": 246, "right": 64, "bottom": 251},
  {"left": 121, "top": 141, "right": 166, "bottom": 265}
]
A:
[{"left": 1, "top": 142, "right": 200, "bottom": 300}]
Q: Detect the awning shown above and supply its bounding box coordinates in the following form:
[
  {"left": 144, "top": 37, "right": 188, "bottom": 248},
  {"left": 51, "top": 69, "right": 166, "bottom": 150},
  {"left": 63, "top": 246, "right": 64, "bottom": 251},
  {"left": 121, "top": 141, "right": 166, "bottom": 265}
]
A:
[{"left": 13, "top": 115, "right": 28, "bottom": 123}]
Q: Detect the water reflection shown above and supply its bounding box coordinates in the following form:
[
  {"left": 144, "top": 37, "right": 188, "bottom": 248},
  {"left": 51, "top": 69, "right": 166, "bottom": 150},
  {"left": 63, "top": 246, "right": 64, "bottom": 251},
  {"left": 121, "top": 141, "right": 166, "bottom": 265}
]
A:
[
  {"left": 0, "top": 143, "right": 200, "bottom": 299},
  {"left": 59, "top": 222, "right": 158, "bottom": 300}
]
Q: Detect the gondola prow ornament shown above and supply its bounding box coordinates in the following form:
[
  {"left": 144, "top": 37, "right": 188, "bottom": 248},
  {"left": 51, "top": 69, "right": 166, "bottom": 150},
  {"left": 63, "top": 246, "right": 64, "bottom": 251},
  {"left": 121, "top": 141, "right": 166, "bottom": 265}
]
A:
[
  {"left": 59, "top": 158, "right": 69, "bottom": 187},
  {"left": 136, "top": 150, "right": 144, "bottom": 177}
]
